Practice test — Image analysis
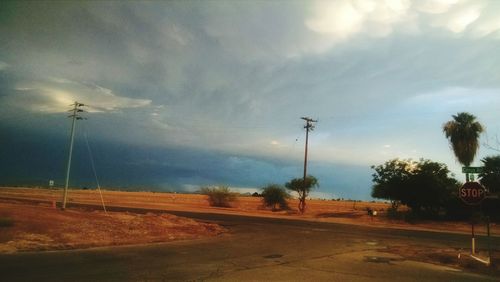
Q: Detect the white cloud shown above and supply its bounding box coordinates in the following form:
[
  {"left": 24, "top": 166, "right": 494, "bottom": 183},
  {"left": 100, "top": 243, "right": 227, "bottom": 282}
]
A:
[
  {"left": 306, "top": 1, "right": 365, "bottom": 38},
  {"left": 5, "top": 78, "right": 151, "bottom": 113},
  {"left": 306, "top": 0, "right": 413, "bottom": 36},
  {"left": 302, "top": 0, "right": 499, "bottom": 55},
  {"left": 442, "top": 6, "right": 481, "bottom": 33},
  {"left": 473, "top": 16, "right": 500, "bottom": 38},
  {"left": 304, "top": 0, "right": 412, "bottom": 52},
  {"left": 416, "top": 0, "right": 459, "bottom": 14},
  {"left": 420, "top": 1, "right": 500, "bottom": 37}
]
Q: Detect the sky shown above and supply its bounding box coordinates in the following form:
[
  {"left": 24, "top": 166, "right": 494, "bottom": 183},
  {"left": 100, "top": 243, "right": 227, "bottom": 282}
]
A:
[{"left": 1, "top": 0, "right": 500, "bottom": 200}]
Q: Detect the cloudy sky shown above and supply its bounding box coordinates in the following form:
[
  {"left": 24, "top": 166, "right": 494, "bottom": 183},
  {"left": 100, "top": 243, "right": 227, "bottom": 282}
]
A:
[{"left": 1, "top": 0, "right": 500, "bottom": 200}]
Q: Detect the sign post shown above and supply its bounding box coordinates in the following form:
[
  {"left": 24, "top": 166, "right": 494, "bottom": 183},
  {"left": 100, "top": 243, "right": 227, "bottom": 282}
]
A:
[{"left": 458, "top": 181, "right": 490, "bottom": 265}]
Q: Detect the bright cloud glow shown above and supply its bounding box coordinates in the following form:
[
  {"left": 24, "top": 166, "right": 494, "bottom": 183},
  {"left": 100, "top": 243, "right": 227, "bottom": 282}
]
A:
[
  {"left": 444, "top": 6, "right": 481, "bottom": 33},
  {"left": 305, "top": 0, "right": 412, "bottom": 43},
  {"left": 306, "top": 1, "right": 364, "bottom": 37},
  {"left": 416, "top": 0, "right": 459, "bottom": 14},
  {"left": 6, "top": 79, "right": 151, "bottom": 113},
  {"left": 474, "top": 17, "right": 500, "bottom": 38},
  {"left": 304, "top": 0, "right": 498, "bottom": 54}
]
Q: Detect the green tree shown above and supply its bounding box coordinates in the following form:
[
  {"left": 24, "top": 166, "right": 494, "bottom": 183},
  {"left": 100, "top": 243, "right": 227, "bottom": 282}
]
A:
[
  {"left": 261, "top": 184, "right": 290, "bottom": 211},
  {"left": 200, "top": 185, "right": 237, "bottom": 207},
  {"left": 285, "top": 175, "right": 318, "bottom": 214},
  {"left": 478, "top": 155, "right": 500, "bottom": 220},
  {"left": 371, "top": 159, "right": 460, "bottom": 216},
  {"left": 371, "top": 159, "right": 413, "bottom": 210},
  {"left": 443, "top": 112, "right": 484, "bottom": 181},
  {"left": 479, "top": 155, "right": 500, "bottom": 194}
]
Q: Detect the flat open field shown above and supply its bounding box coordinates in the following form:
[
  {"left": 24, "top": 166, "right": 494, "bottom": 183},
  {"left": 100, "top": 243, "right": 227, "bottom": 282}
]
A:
[{"left": 0, "top": 187, "right": 498, "bottom": 253}]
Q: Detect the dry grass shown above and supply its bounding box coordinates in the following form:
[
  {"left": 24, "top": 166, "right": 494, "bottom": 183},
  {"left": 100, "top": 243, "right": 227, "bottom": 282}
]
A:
[
  {"left": 0, "top": 200, "right": 225, "bottom": 253},
  {"left": 0, "top": 187, "right": 498, "bottom": 244}
]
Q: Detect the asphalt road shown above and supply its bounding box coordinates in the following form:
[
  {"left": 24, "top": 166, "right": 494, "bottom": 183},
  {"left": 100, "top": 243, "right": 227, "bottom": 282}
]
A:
[{"left": 1, "top": 211, "right": 498, "bottom": 281}]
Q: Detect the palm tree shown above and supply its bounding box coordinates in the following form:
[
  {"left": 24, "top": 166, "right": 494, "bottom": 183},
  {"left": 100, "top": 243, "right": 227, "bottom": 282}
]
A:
[{"left": 443, "top": 112, "right": 484, "bottom": 181}]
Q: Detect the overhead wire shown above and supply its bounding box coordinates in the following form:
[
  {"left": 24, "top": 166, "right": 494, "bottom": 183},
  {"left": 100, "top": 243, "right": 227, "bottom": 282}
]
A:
[{"left": 81, "top": 121, "right": 107, "bottom": 214}]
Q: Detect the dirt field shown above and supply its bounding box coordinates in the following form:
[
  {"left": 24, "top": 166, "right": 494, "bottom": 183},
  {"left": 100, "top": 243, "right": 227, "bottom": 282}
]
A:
[{"left": 0, "top": 187, "right": 498, "bottom": 254}]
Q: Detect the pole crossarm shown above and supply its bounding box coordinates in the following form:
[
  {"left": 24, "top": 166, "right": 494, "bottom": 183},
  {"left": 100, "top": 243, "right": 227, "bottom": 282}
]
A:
[{"left": 301, "top": 117, "right": 318, "bottom": 131}]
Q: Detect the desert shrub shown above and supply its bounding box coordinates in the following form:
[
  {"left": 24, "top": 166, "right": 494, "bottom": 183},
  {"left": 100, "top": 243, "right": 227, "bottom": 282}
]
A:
[
  {"left": 0, "top": 217, "right": 14, "bottom": 227},
  {"left": 261, "top": 184, "right": 290, "bottom": 211},
  {"left": 200, "top": 185, "right": 237, "bottom": 207}
]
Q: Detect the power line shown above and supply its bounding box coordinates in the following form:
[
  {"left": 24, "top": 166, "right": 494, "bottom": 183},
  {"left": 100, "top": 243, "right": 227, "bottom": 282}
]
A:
[{"left": 82, "top": 123, "right": 107, "bottom": 214}]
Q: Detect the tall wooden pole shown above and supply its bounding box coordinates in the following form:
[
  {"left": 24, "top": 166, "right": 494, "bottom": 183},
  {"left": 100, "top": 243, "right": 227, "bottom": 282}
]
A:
[
  {"left": 303, "top": 124, "right": 309, "bottom": 183},
  {"left": 300, "top": 117, "right": 317, "bottom": 213},
  {"left": 62, "top": 102, "right": 85, "bottom": 210}
]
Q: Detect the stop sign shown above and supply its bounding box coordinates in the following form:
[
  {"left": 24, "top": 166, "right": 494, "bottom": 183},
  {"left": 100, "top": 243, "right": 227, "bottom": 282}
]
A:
[{"left": 459, "top": 182, "right": 487, "bottom": 205}]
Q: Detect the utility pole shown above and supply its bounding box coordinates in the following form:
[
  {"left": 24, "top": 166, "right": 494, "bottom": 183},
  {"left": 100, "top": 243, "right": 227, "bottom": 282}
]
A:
[
  {"left": 62, "top": 101, "right": 85, "bottom": 210},
  {"left": 301, "top": 117, "right": 317, "bottom": 183}
]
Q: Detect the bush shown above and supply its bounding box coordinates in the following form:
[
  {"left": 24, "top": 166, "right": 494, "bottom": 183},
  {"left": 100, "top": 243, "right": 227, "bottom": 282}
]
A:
[
  {"left": 371, "top": 158, "right": 460, "bottom": 218},
  {"left": 261, "top": 184, "right": 290, "bottom": 211},
  {"left": 200, "top": 186, "right": 237, "bottom": 207},
  {"left": 482, "top": 198, "right": 500, "bottom": 221},
  {"left": 285, "top": 175, "right": 318, "bottom": 213}
]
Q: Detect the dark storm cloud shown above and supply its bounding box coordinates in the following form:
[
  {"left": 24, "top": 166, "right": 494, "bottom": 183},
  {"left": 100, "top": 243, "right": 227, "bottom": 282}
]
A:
[{"left": 1, "top": 1, "right": 500, "bottom": 199}]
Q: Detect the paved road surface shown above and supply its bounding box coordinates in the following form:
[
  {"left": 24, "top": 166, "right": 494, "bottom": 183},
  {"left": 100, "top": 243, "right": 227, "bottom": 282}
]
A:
[{"left": 1, "top": 211, "right": 498, "bottom": 281}]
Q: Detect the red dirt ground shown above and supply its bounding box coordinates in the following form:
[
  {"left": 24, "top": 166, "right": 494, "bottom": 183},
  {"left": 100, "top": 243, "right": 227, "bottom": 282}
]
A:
[{"left": 0, "top": 187, "right": 497, "bottom": 254}]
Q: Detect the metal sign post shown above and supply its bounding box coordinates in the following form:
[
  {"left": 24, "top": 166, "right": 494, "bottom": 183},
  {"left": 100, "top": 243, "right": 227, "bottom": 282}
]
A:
[{"left": 458, "top": 167, "right": 491, "bottom": 266}]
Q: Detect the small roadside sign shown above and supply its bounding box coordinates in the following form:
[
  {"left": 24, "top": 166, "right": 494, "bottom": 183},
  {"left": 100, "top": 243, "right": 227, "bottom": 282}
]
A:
[
  {"left": 462, "top": 167, "right": 483, "bottom": 174},
  {"left": 459, "top": 182, "right": 486, "bottom": 205}
]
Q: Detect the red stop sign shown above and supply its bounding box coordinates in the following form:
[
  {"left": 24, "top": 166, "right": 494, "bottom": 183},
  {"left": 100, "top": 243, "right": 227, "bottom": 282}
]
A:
[{"left": 459, "top": 182, "right": 486, "bottom": 205}]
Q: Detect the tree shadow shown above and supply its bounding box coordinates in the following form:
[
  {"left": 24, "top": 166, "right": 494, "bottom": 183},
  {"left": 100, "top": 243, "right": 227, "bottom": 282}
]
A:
[{"left": 316, "top": 211, "right": 364, "bottom": 218}]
